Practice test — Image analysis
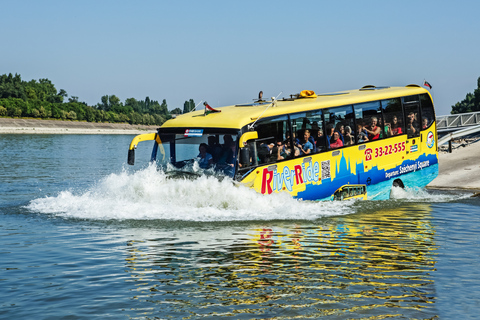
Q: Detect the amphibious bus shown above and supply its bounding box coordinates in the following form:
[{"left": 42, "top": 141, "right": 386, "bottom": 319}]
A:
[{"left": 127, "top": 85, "right": 438, "bottom": 200}]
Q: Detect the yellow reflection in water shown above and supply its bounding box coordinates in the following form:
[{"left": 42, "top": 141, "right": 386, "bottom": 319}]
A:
[{"left": 124, "top": 203, "right": 437, "bottom": 318}]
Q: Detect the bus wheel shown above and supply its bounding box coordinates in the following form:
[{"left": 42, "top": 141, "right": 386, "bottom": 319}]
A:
[{"left": 392, "top": 179, "right": 404, "bottom": 189}]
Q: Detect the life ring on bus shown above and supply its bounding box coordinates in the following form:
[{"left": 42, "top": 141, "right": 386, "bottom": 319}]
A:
[
  {"left": 392, "top": 179, "right": 405, "bottom": 189},
  {"left": 299, "top": 90, "right": 317, "bottom": 98}
]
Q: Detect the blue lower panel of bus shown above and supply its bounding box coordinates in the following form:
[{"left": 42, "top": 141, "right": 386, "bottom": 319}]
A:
[{"left": 296, "top": 153, "right": 438, "bottom": 201}]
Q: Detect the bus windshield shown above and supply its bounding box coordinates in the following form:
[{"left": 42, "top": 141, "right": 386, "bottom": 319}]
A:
[{"left": 155, "top": 129, "right": 240, "bottom": 178}]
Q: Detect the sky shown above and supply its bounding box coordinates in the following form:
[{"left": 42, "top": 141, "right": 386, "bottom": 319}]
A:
[{"left": 2, "top": 0, "right": 480, "bottom": 115}]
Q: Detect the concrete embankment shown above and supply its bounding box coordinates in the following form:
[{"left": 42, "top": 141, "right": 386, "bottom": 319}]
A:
[
  {"left": 0, "top": 118, "right": 158, "bottom": 135},
  {"left": 427, "top": 139, "right": 480, "bottom": 191}
]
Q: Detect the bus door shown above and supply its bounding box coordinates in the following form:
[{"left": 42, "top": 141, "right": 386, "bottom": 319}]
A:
[{"left": 402, "top": 96, "right": 421, "bottom": 156}]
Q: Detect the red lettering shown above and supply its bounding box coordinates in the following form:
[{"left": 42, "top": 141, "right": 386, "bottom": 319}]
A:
[
  {"left": 294, "top": 165, "right": 303, "bottom": 185},
  {"left": 261, "top": 168, "right": 273, "bottom": 194},
  {"left": 365, "top": 148, "right": 373, "bottom": 161}
]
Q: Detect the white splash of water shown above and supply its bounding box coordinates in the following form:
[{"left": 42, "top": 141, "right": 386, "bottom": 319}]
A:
[
  {"left": 27, "top": 164, "right": 353, "bottom": 221},
  {"left": 389, "top": 186, "right": 471, "bottom": 202}
]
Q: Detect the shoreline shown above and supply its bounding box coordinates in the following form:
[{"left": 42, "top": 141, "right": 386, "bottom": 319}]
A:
[
  {"left": 0, "top": 117, "right": 158, "bottom": 135},
  {"left": 427, "top": 138, "right": 480, "bottom": 191}
]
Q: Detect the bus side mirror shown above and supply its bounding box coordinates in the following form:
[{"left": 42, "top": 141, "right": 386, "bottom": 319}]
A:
[
  {"left": 240, "top": 147, "right": 250, "bottom": 166},
  {"left": 128, "top": 149, "right": 135, "bottom": 165}
]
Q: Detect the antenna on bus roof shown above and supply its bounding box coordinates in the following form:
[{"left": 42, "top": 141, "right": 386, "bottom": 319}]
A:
[
  {"left": 248, "top": 92, "right": 282, "bottom": 130},
  {"left": 189, "top": 100, "right": 204, "bottom": 112}
]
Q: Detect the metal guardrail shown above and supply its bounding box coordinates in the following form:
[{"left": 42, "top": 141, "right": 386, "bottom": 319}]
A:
[
  {"left": 437, "top": 111, "right": 480, "bottom": 131},
  {"left": 437, "top": 124, "right": 480, "bottom": 147}
]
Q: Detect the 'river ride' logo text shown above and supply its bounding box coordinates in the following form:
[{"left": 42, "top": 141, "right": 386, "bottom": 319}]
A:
[{"left": 261, "top": 161, "right": 320, "bottom": 194}]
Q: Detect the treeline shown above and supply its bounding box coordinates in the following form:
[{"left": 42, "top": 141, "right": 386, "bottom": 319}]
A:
[
  {"left": 0, "top": 73, "right": 194, "bottom": 125},
  {"left": 451, "top": 77, "right": 480, "bottom": 114}
]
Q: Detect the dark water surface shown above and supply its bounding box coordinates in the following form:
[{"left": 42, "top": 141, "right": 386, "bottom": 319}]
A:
[{"left": 1, "top": 135, "right": 479, "bottom": 319}]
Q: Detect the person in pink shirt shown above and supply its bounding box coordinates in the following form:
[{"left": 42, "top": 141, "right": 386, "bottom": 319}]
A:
[{"left": 329, "top": 132, "right": 344, "bottom": 149}]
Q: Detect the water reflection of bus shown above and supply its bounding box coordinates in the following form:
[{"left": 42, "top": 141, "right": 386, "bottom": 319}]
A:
[
  {"left": 128, "top": 85, "right": 438, "bottom": 200},
  {"left": 122, "top": 205, "right": 438, "bottom": 318}
]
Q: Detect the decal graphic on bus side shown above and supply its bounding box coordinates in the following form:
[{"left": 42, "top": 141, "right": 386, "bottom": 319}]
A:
[{"left": 261, "top": 160, "right": 322, "bottom": 195}]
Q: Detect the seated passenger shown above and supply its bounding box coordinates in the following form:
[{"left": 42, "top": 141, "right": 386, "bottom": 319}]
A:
[
  {"left": 335, "top": 123, "right": 345, "bottom": 143},
  {"left": 344, "top": 126, "right": 354, "bottom": 146},
  {"left": 377, "top": 117, "right": 387, "bottom": 138},
  {"left": 364, "top": 116, "right": 381, "bottom": 140},
  {"left": 326, "top": 125, "right": 334, "bottom": 144},
  {"left": 316, "top": 129, "right": 328, "bottom": 152},
  {"left": 406, "top": 112, "right": 418, "bottom": 136},
  {"left": 276, "top": 140, "right": 289, "bottom": 160},
  {"left": 357, "top": 124, "right": 369, "bottom": 143},
  {"left": 207, "top": 136, "right": 222, "bottom": 162},
  {"left": 298, "top": 129, "right": 313, "bottom": 155},
  {"left": 387, "top": 115, "right": 403, "bottom": 136},
  {"left": 330, "top": 132, "right": 344, "bottom": 149},
  {"left": 258, "top": 142, "right": 275, "bottom": 163},
  {"left": 294, "top": 145, "right": 301, "bottom": 156},
  {"left": 218, "top": 140, "right": 236, "bottom": 177},
  {"left": 221, "top": 135, "right": 234, "bottom": 152},
  {"left": 422, "top": 117, "right": 429, "bottom": 130},
  {"left": 197, "top": 143, "right": 213, "bottom": 169}
]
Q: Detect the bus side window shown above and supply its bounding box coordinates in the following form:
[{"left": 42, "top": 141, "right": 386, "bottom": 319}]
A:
[
  {"left": 403, "top": 95, "right": 420, "bottom": 139},
  {"left": 420, "top": 93, "right": 435, "bottom": 130},
  {"left": 291, "top": 110, "right": 323, "bottom": 156},
  {"left": 354, "top": 101, "right": 383, "bottom": 143},
  {"left": 381, "top": 98, "right": 404, "bottom": 137},
  {"left": 254, "top": 115, "right": 291, "bottom": 165},
  {"left": 323, "top": 105, "right": 354, "bottom": 149}
]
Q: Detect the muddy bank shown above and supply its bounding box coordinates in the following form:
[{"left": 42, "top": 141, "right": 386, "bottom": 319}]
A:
[{"left": 0, "top": 117, "right": 158, "bottom": 134}]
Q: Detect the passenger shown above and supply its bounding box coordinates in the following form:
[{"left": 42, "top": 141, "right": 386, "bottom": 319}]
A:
[
  {"left": 326, "top": 125, "right": 335, "bottom": 144},
  {"left": 357, "top": 124, "right": 369, "bottom": 143},
  {"left": 298, "top": 129, "right": 313, "bottom": 155},
  {"left": 294, "top": 145, "right": 301, "bottom": 157},
  {"left": 207, "top": 136, "right": 222, "bottom": 162},
  {"left": 308, "top": 132, "right": 317, "bottom": 153},
  {"left": 377, "top": 117, "right": 387, "bottom": 138},
  {"left": 387, "top": 115, "right": 403, "bottom": 136},
  {"left": 258, "top": 142, "right": 275, "bottom": 163},
  {"left": 316, "top": 129, "right": 328, "bottom": 152},
  {"left": 197, "top": 143, "right": 213, "bottom": 169},
  {"left": 344, "top": 126, "right": 354, "bottom": 146},
  {"left": 406, "top": 112, "right": 418, "bottom": 136},
  {"left": 276, "top": 140, "right": 289, "bottom": 160},
  {"left": 422, "top": 117, "right": 429, "bottom": 130},
  {"left": 222, "top": 134, "right": 233, "bottom": 151},
  {"left": 364, "top": 116, "right": 381, "bottom": 140},
  {"left": 292, "top": 132, "right": 300, "bottom": 146},
  {"left": 335, "top": 123, "right": 345, "bottom": 143},
  {"left": 330, "top": 132, "right": 344, "bottom": 149},
  {"left": 218, "top": 140, "right": 236, "bottom": 177}
]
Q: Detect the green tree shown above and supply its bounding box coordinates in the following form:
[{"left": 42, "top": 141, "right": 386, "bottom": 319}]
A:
[
  {"left": 171, "top": 107, "right": 182, "bottom": 115},
  {"left": 183, "top": 99, "right": 195, "bottom": 113},
  {"left": 451, "top": 76, "right": 480, "bottom": 114},
  {"left": 67, "top": 110, "right": 77, "bottom": 120}
]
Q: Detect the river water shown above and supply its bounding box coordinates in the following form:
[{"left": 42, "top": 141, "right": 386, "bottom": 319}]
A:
[{"left": 1, "top": 134, "right": 479, "bottom": 319}]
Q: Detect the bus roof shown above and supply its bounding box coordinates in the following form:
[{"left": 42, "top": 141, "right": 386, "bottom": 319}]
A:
[{"left": 161, "top": 85, "right": 431, "bottom": 130}]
